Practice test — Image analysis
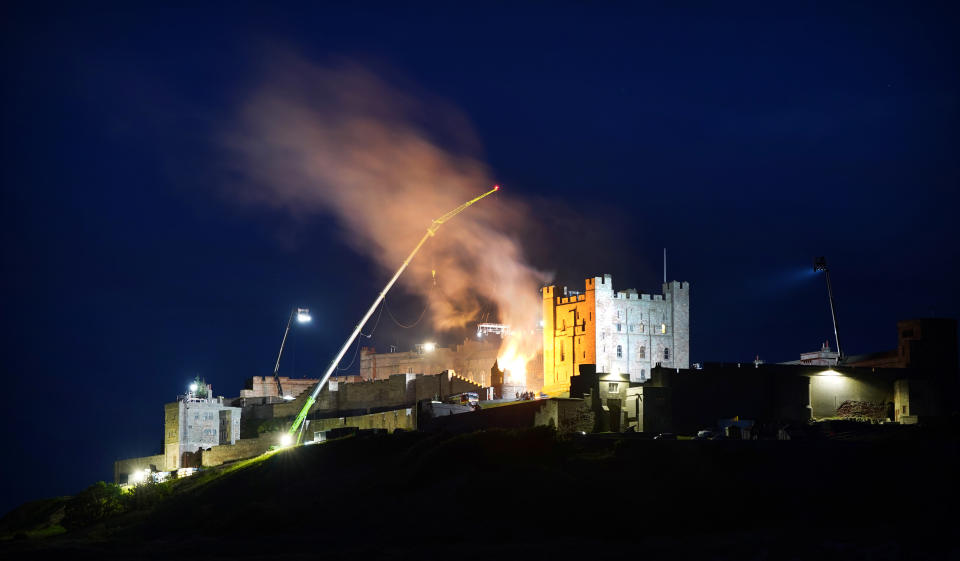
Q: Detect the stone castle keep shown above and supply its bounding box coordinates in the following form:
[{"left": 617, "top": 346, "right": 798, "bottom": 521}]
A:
[{"left": 541, "top": 274, "right": 690, "bottom": 395}]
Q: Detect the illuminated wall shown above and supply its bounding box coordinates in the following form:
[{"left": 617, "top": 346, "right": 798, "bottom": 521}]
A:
[
  {"left": 359, "top": 338, "right": 501, "bottom": 386},
  {"left": 808, "top": 373, "right": 892, "bottom": 420},
  {"left": 541, "top": 279, "right": 597, "bottom": 395}
]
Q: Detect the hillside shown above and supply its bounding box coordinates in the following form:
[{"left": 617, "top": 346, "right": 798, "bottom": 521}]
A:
[{"left": 2, "top": 426, "right": 958, "bottom": 559}]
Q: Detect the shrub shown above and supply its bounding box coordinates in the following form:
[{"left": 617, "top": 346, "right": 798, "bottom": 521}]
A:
[{"left": 63, "top": 482, "right": 125, "bottom": 530}]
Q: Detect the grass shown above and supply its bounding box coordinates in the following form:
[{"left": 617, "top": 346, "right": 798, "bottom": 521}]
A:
[{"left": 2, "top": 424, "right": 957, "bottom": 558}]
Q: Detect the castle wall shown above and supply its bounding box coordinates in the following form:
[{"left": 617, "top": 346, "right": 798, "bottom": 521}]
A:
[
  {"left": 114, "top": 454, "right": 166, "bottom": 485},
  {"left": 240, "top": 371, "right": 485, "bottom": 436},
  {"left": 163, "top": 402, "right": 179, "bottom": 471},
  {"left": 240, "top": 376, "right": 320, "bottom": 399},
  {"left": 200, "top": 436, "right": 275, "bottom": 468},
  {"left": 359, "top": 339, "right": 501, "bottom": 386}
]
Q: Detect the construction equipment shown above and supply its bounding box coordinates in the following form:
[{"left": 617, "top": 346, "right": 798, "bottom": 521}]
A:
[
  {"left": 284, "top": 185, "right": 500, "bottom": 444},
  {"left": 813, "top": 256, "right": 842, "bottom": 363},
  {"left": 271, "top": 307, "right": 312, "bottom": 399}
]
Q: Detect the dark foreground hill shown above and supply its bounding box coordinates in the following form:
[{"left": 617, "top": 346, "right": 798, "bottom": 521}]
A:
[{"left": 2, "top": 426, "right": 958, "bottom": 559}]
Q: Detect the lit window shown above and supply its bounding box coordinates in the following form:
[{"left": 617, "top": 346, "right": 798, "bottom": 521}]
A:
[
  {"left": 617, "top": 345, "right": 622, "bottom": 358},
  {"left": 661, "top": 323, "right": 667, "bottom": 334},
  {"left": 639, "top": 346, "right": 645, "bottom": 359},
  {"left": 664, "top": 347, "right": 670, "bottom": 360}
]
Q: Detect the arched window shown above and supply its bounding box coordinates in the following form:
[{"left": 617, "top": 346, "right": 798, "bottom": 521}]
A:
[
  {"left": 664, "top": 347, "right": 670, "bottom": 360},
  {"left": 639, "top": 345, "right": 646, "bottom": 359},
  {"left": 616, "top": 345, "right": 623, "bottom": 358}
]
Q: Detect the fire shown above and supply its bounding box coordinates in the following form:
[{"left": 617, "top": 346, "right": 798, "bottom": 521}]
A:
[{"left": 497, "top": 332, "right": 537, "bottom": 389}]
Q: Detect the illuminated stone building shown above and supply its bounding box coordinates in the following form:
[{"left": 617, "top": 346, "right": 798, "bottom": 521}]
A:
[
  {"left": 164, "top": 384, "right": 241, "bottom": 470},
  {"left": 359, "top": 338, "right": 501, "bottom": 386},
  {"left": 541, "top": 274, "right": 690, "bottom": 395}
]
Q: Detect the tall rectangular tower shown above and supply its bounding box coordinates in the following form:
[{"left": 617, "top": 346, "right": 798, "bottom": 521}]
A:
[
  {"left": 542, "top": 274, "right": 690, "bottom": 394},
  {"left": 541, "top": 279, "right": 597, "bottom": 395}
]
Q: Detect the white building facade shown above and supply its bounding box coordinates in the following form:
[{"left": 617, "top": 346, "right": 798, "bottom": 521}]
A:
[{"left": 593, "top": 275, "right": 690, "bottom": 382}]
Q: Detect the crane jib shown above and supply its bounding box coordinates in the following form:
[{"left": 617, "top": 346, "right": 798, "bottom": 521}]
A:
[{"left": 286, "top": 187, "right": 499, "bottom": 441}]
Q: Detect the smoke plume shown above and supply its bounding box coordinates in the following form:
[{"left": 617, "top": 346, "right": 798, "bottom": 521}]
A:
[{"left": 222, "top": 55, "right": 548, "bottom": 381}]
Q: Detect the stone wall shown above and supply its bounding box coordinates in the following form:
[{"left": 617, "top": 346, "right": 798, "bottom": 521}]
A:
[
  {"left": 202, "top": 408, "right": 417, "bottom": 467},
  {"left": 240, "top": 376, "right": 320, "bottom": 399},
  {"left": 241, "top": 371, "right": 485, "bottom": 436},
  {"left": 304, "top": 407, "right": 416, "bottom": 438},
  {"left": 532, "top": 398, "right": 594, "bottom": 433},
  {"left": 809, "top": 374, "right": 892, "bottom": 420},
  {"left": 201, "top": 435, "right": 274, "bottom": 468},
  {"left": 163, "top": 402, "right": 179, "bottom": 471},
  {"left": 359, "top": 338, "right": 504, "bottom": 387},
  {"left": 114, "top": 453, "right": 165, "bottom": 484}
]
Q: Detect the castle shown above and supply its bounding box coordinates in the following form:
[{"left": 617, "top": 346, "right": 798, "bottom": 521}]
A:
[{"left": 541, "top": 274, "right": 690, "bottom": 395}]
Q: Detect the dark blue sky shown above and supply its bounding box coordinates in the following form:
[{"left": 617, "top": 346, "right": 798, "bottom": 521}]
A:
[{"left": 2, "top": 1, "right": 957, "bottom": 512}]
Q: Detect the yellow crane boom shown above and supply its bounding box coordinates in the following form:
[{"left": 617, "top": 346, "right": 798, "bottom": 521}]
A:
[{"left": 285, "top": 185, "right": 500, "bottom": 443}]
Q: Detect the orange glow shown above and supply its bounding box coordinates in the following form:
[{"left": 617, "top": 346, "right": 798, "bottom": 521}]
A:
[{"left": 497, "top": 331, "right": 537, "bottom": 389}]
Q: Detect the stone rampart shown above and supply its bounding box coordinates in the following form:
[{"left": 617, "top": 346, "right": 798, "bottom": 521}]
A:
[
  {"left": 114, "top": 453, "right": 165, "bottom": 484},
  {"left": 201, "top": 435, "right": 275, "bottom": 468}
]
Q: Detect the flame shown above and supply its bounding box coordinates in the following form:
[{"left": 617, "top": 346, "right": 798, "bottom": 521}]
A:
[{"left": 497, "top": 331, "right": 538, "bottom": 389}]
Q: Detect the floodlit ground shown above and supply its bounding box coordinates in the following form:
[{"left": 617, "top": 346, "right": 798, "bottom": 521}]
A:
[{"left": 2, "top": 425, "right": 958, "bottom": 559}]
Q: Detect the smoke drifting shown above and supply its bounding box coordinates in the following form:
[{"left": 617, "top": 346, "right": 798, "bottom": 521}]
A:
[{"left": 222, "top": 55, "right": 548, "bottom": 379}]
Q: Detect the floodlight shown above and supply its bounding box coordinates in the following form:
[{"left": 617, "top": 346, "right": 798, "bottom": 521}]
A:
[
  {"left": 189, "top": 383, "right": 198, "bottom": 392},
  {"left": 423, "top": 342, "right": 436, "bottom": 353},
  {"left": 296, "top": 308, "right": 312, "bottom": 323},
  {"left": 280, "top": 433, "right": 293, "bottom": 447}
]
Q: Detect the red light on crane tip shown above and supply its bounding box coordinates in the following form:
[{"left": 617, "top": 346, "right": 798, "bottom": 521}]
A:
[{"left": 493, "top": 185, "right": 500, "bottom": 191}]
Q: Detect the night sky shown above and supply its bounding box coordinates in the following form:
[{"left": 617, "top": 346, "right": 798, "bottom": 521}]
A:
[{"left": 2, "top": 2, "right": 957, "bottom": 513}]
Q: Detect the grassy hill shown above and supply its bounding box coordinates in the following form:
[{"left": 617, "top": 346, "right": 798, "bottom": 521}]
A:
[{"left": 2, "top": 426, "right": 957, "bottom": 559}]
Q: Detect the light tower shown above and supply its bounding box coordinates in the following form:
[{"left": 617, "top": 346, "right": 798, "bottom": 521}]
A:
[
  {"left": 272, "top": 307, "right": 312, "bottom": 399},
  {"left": 813, "top": 257, "right": 842, "bottom": 363}
]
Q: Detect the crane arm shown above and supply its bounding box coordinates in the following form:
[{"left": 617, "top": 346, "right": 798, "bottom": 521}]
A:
[{"left": 286, "top": 185, "right": 500, "bottom": 442}]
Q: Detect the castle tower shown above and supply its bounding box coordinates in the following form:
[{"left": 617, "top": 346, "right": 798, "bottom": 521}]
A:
[
  {"left": 664, "top": 281, "right": 690, "bottom": 370},
  {"left": 541, "top": 278, "right": 598, "bottom": 396},
  {"left": 542, "top": 274, "right": 691, "bottom": 394}
]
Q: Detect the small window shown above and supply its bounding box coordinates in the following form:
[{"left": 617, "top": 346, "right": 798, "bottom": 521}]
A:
[
  {"left": 664, "top": 347, "right": 670, "bottom": 360},
  {"left": 661, "top": 323, "right": 667, "bottom": 334},
  {"left": 639, "top": 345, "right": 645, "bottom": 358},
  {"left": 641, "top": 368, "right": 646, "bottom": 378},
  {"left": 617, "top": 345, "right": 623, "bottom": 358},
  {"left": 560, "top": 342, "right": 566, "bottom": 361},
  {"left": 617, "top": 323, "right": 622, "bottom": 332},
  {"left": 617, "top": 310, "right": 621, "bottom": 319},
  {"left": 608, "top": 383, "right": 619, "bottom": 393}
]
